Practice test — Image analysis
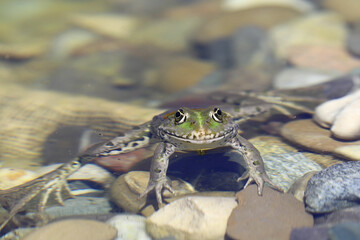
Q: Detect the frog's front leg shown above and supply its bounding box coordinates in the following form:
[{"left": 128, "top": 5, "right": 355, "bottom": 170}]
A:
[
  {"left": 139, "top": 142, "right": 176, "bottom": 205},
  {"left": 227, "top": 135, "right": 282, "bottom": 194}
]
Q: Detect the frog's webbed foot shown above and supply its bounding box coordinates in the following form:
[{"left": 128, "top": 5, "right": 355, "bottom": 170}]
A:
[
  {"left": 139, "top": 177, "right": 174, "bottom": 206},
  {"left": 239, "top": 170, "right": 283, "bottom": 195}
]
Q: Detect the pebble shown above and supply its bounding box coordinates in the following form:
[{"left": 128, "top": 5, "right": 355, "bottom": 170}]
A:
[
  {"left": 23, "top": 219, "right": 117, "bottom": 240},
  {"left": 71, "top": 14, "right": 142, "bottom": 40},
  {"left": 314, "top": 89, "right": 360, "bottom": 140},
  {"left": 287, "top": 45, "right": 360, "bottom": 73},
  {"left": 328, "top": 222, "right": 360, "bottom": 240},
  {"left": 226, "top": 185, "right": 313, "bottom": 240},
  {"left": 323, "top": 0, "right": 360, "bottom": 22},
  {"left": 44, "top": 197, "right": 113, "bottom": 220},
  {"left": 304, "top": 161, "right": 360, "bottom": 213},
  {"left": 273, "top": 67, "right": 339, "bottom": 89},
  {"left": 314, "top": 205, "right": 360, "bottom": 226},
  {"left": 146, "top": 196, "right": 237, "bottom": 240},
  {"left": 270, "top": 12, "right": 346, "bottom": 58},
  {"left": 250, "top": 136, "right": 323, "bottom": 191},
  {"left": 0, "top": 168, "right": 37, "bottom": 190},
  {"left": 148, "top": 57, "right": 215, "bottom": 93},
  {"left": 280, "top": 119, "right": 360, "bottom": 161},
  {"left": 222, "top": 0, "right": 314, "bottom": 12},
  {"left": 106, "top": 214, "right": 151, "bottom": 240},
  {"left": 287, "top": 171, "right": 318, "bottom": 202},
  {"left": 109, "top": 171, "right": 196, "bottom": 216}
]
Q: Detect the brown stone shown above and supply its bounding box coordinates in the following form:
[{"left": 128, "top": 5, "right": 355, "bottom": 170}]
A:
[
  {"left": 280, "top": 119, "right": 360, "bottom": 160},
  {"left": 226, "top": 185, "right": 313, "bottom": 240},
  {"left": 23, "top": 219, "right": 117, "bottom": 240},
  {"left": 324, "top": 0, "right": 360, "bottom": 22},
  {"left": 288, "top": 45, "right": 360, "bottom": 73}
]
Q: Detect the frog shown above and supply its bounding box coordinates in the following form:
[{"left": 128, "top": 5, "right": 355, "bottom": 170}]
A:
[
  {"left": 0, "top": 159, "right": 81, "bottom": 232},
  {"left": 79, "top": 105, "right": 283, "bottom": 205}
]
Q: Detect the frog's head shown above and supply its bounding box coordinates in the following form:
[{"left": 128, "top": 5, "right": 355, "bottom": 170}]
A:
[{"left": 158, "top": 107, "right": 237, "bottom": 145}]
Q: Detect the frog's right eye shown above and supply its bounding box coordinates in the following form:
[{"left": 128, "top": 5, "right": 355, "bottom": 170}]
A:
[{"left": 175, "top": 108, "right": 186, "bottom": 124}]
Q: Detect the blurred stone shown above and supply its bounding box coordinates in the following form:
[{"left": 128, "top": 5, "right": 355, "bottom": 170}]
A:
[
  {"left": 288, "top": 45, "right": 360, "bottom": 73},
  {"left": 273, "top": 67, "right": 339, "bottom": 89},
  {"left": 71, "top": 14, "right": 142, "bottom": 40},
  {"left": 347, "top": 25, "right": 360, "bottom": 57},
  {"left": 0, "top": 42, "right": 47, "bottom": 60},
  {"left": 287, "top": 171, "right": 317, "bottom": 202},
  {"left": 281, "top": 119, "right": 360, "bottom": 161},
  {"left": 164, "top": 1, "right": 221, "bottom": 19},
  {"left": 193, "top": 6, "right": 302, "bottom": 43},
  {"left": 323, "top": 0, "right": 360, "bottom": 22},
  {"left": 146, "top": 196, "right": 237, "bottom": 240},
  {"left": 23, "top": 219, "right": 117, "bottom": 240},
  {"left": 131, "top": 17, "right": 204, "bottom": 52},
  {"left": 314, "top": 89, "right": 360, "bottom": 140},
  {"left": 222, "top": 0, "right": 314, "bottom": 12},
  {"left": 49, "top": 29, "right": 99, "bottom": 59},
  {"left": 0, "top": 168, "right": 37, "bottom": 190},
  {"left": 226, "top": 185, "right": 313, "bottom": 240},
  {"left": 109, "top": 171, "right": 196, "bottom": 216},
  {"left": 304, "top": 161, "right": 360, "bottom": 213},
  {"left": 150, "top": 57, "right": 215, "bottom": 93},
  {"left": 271, "top": 12, "right": 347, "bottom": 58}
]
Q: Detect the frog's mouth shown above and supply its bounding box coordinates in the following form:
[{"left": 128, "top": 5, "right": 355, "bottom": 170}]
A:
[{"left": 161, "top": 128, "right": 235, "bottom": 144}]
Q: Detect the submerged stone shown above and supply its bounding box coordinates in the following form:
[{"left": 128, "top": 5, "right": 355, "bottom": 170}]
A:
[{"left": 304, "top": 161, "right": 360, "bottom": 213}]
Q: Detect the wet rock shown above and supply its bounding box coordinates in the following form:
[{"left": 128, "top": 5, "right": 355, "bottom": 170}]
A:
[
  {"left": 288, "top": 45, "right": 360, "bottom": 73},
  {"left": 44, "top": 197, "right": 113, "bottom": 220},
  {"left": 314, "top": 89, "right": 360, "bottom": 140},
  {"left": 109, "top": 171, "right": 196, "bottom": 216},
  {"left": 146, "top": 196, "right": 237, "bottom": 240},
  {"left": 270, "top": 12, "right": 346, "bottom": 58},
  {"left": 149, "top": 57, "right": 215, "bottom": 93},
  {"left": 23, "top": 219, "right": 117, "bottom": 240},
  {"left": 0, "top": 168, "right": 37, "bottom": 190},
  {"left": 0, "top": 43, "right": 46, "bottom": 60},
  {"left": 323, "top": 0, "right": 360, "bottom": 22},
  {"left": 226, "top": 185, "right": 313, "bottom": 240},
  {"left": 250, "top": 136, "right": 323, "bottom": 191},
  {"left": 290, "top": 225, "right": 330, "bottom": 240},
  {"left": 281, "top": 119, "right": 360, "bottom": 161},
  {"left": 106, "top": 214, "right": 151, "bottom": 240},
  {"left": 288, "top": 171, "right": 318, "bottom": 202},
  {"left": 328, "top": 222, "right": 360, "bottom": 240},
  {"left": 304, "top": 161, "right": 360, "bottom": 213},
  {"left": 94, "top": 147, "right": 154, "bottom": 173},
  {"left": 314, "top": 205, "right": 360, "bottom": 225},
  {"left": 273, "top": 67, "right": 340, "bottom": 89}
]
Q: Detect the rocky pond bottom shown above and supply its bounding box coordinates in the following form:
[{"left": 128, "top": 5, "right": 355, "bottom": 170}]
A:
[{"left": 1, "top": 144, "right": 359, "bottom": 240}]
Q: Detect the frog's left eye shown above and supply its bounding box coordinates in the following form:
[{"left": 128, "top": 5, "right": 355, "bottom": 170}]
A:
[
  {"left": 212, "top": 107, "right": 223, "bottom": 123},
  {"left": 175, "top": 108, "right": 186, "bottom": 124}
]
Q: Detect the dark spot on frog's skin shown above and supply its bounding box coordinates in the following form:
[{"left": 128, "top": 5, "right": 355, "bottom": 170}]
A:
[
  {"left": 131, "top": 142, "right": 139, "bottom": 147},
  {"left": 155, "top": 168, "right": 161, "bottom": 173},
  {"left": 253, "top": 161, "right": 260, "bottom": 166}
]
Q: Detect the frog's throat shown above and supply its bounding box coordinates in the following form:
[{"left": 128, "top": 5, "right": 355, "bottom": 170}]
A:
[{"left": 160, "top": 128, "right": 235, "bottom": 144}]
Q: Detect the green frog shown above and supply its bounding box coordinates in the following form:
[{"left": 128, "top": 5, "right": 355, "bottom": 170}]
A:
[{"left": 81, "top": 105, "right": 282, "bottom": 205}]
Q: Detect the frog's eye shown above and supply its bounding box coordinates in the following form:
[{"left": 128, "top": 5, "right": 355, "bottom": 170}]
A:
[
  {"left": 212, "top": 107, "right": 223, "bottom": 123},
  {"left": 175, "top": 108, "right": 186, "bottom": 124}
]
